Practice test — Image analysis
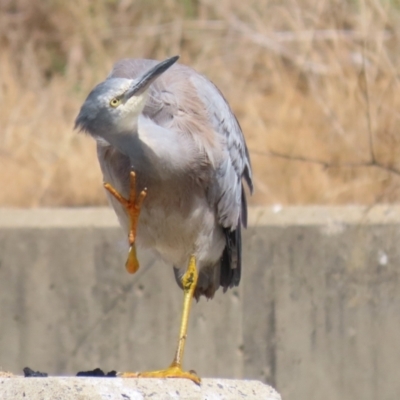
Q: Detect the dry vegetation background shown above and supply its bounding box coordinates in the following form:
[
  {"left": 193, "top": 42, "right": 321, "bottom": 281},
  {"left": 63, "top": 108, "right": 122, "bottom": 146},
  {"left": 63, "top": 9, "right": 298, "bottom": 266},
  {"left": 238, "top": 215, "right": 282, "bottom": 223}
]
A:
[{"left": 1, "top": 0, "right": 400, "bottom": 207}]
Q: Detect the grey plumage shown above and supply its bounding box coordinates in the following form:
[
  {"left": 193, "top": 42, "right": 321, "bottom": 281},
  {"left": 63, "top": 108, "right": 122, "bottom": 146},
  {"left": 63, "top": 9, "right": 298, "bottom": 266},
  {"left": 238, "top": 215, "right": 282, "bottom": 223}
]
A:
[{"left": 75, "top": 56, "right": 253, "bottom": 299}]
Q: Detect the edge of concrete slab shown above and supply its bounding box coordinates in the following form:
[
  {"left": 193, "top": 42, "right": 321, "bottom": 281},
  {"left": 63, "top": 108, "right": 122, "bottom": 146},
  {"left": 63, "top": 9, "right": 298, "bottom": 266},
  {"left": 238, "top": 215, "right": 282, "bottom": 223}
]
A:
[
  {"left": 249, "top": 204, "right": 400, "bottom": 226},
  {"left": 1, "top": 204, "right": 400, "bottom": 228},
  {"left": 0, "top": 377, "right": 281, "bottom": 400}
]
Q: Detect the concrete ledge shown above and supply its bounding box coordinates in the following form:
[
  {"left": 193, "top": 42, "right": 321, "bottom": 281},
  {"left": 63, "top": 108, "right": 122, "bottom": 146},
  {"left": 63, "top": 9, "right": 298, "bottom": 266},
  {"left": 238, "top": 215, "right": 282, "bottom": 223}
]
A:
[
  {"left": 249, "top": 204, "right": 400, "bottom": 225},
  {"left": 0, "top": 377, "right": 281, "bottom": 400},
  {"left": 1, "top": 206, "right": 400, "bottom": 400},
  {"left": 0, "top": 207, "right": 118, "bottom": 228},
  {"left": 2, "top": 204, "right": 400, "bottom": 228}
]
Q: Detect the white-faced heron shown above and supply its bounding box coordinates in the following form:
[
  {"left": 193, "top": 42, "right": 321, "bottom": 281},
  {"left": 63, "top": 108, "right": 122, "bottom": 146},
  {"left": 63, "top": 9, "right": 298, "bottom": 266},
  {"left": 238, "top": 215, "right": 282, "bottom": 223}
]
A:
[{"left": 75, "top": 56, "right": 253, "bottom": 384}]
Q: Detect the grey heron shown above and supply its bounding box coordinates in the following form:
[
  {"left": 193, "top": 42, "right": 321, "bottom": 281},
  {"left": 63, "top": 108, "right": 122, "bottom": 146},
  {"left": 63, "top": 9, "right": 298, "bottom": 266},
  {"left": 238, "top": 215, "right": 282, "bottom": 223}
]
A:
[{"left": 75, "top": 55, "right": 253, "bottom": 384}]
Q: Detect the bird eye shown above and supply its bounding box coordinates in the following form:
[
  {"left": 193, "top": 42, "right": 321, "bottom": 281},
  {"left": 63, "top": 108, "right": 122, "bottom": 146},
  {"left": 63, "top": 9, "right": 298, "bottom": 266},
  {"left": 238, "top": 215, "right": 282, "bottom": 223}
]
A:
[{"left": 110, "top": 98, "right": 121, "bottom": 108}]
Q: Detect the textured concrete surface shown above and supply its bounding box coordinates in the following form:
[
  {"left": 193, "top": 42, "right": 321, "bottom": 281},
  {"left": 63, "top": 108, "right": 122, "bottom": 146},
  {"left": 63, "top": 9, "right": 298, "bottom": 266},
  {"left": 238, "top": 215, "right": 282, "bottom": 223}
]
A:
[
  {"left": 1, "top": 206, "right": 400, "bottom": 400},
  {"left": 0, "top": 377, "right": 280, "bottom": 400}
]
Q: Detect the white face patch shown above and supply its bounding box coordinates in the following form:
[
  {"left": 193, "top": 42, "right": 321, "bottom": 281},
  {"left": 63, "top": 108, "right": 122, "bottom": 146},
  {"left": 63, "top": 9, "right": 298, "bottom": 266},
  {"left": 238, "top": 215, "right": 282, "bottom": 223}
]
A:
[{"left": 113, "top": 91, "right": 148, "bottom": 132}]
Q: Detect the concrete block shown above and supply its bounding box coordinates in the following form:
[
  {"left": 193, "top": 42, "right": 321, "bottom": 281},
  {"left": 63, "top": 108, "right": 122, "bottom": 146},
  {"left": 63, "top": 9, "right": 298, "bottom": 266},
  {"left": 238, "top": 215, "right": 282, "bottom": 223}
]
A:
[
  {"left": 0, "top": 209, "right": 243, "bottom": 379},
  {"left": 0, "top": 377, "right": 281, "bottom": 400},
  {"left": 243, "top": 205, "right": 400, "bottom": 400},
  {"left": 1, "top": 206, "right": 400, "bottom": 400}
]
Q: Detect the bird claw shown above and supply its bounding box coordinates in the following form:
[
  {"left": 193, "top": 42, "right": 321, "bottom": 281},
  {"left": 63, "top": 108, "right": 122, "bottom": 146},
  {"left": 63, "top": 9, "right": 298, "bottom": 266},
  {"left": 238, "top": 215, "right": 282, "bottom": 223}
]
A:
[
  {"left": 118, "top": 365, "right": 201, "bottom": 385},
  {"left": 104, "top": 171, "right": 147, "bottom": 274}
]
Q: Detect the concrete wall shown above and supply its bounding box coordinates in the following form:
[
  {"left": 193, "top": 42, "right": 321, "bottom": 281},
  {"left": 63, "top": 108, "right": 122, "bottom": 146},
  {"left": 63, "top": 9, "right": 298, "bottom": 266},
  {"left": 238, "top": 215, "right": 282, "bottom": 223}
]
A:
[{"left": 1, "top": 206, "right": 400, "bottom": 400}]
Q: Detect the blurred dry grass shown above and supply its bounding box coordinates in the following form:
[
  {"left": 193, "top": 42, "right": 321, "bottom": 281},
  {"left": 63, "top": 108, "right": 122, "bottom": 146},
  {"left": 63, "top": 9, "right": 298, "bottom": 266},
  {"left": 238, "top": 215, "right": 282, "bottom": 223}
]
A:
[{"left": 2, "top": 0, "right": 400, "bottom": 207}]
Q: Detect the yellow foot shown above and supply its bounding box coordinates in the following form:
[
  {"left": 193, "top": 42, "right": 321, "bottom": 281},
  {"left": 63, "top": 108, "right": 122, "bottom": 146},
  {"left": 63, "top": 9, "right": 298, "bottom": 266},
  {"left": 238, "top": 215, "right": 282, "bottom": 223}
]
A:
[
  {"left": 104, "top": 171, "right": 147, "bottom": 274},
  {"left": 119, "top": 365, "right": 201, "bottom": 385}
]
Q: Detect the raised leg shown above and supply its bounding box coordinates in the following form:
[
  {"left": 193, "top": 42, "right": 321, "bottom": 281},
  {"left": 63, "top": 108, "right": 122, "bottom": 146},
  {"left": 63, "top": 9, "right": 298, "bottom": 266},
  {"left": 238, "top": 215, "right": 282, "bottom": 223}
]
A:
[
  {"left": 120, "top": 255, "right": 200, "bottom": 384},
  {"left": 104, "top": 171, "right": 147, "bottom": 274}
]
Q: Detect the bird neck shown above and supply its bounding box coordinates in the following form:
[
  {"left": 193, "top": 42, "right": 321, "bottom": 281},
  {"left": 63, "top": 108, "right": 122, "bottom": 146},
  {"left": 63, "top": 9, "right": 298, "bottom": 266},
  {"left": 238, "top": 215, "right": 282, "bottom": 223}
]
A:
[{"left": 102, "top": 127, "right": 139, "bottom": 158}]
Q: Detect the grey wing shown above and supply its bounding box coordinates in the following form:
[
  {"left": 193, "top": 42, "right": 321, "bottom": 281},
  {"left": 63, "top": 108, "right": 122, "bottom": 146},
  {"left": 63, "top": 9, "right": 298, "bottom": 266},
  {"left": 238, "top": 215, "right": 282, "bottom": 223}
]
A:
[
  {"left": 189, "top": 74, "right": 253, "bottom": 289},
  {"left": 189, "top": 74, "right": 253, "bottom": 228}
]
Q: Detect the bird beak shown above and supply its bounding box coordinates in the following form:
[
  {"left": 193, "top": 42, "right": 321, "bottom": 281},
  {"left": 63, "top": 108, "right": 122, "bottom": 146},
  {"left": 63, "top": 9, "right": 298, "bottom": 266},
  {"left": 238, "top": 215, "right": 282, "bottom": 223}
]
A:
[{"left": 125, "top": 55, "right": 179, "bottom": 99}]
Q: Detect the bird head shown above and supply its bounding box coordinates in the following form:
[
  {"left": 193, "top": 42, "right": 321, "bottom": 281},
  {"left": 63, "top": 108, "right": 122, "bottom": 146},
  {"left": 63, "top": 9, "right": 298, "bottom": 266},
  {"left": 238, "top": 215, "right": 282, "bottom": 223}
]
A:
[{"left": 74, "top": 55, "right": 179, "bottom": 140}]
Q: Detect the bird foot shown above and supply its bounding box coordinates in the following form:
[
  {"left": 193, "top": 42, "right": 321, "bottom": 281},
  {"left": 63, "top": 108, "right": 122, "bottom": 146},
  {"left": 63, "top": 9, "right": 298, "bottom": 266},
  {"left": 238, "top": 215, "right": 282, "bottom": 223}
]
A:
[
  {"left": 104, "top": 171, "right": 147, "bottom": 274},
  {"left": 119, "top": 364, "right": 200, "bottom": 385}
]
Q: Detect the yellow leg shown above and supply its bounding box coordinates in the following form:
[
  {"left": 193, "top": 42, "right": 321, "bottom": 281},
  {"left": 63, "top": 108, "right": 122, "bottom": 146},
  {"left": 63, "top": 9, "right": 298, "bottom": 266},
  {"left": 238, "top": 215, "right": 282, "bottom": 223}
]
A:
[
  {"left": 104, "top": 171, "right": 147, "bottom": 274},
  {"left": 120, "top": 255, "right": 200, "bottom": 384}
]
